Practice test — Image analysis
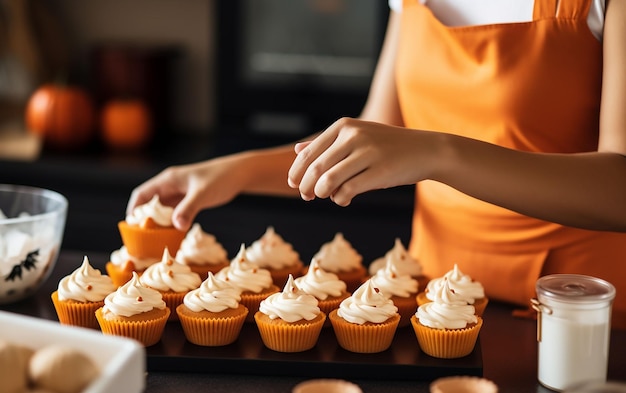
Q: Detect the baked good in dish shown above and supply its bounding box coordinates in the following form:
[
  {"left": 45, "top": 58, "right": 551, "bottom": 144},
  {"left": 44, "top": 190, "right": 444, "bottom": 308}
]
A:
[
  {"left": 416, "top": 263, "right": 488, "bottom": 317},
  {"left": 176, "top": 272, "right": 248, "bottom": 346},
  {"left": 51, "top": 256, "right": 116, "bottom": 329},
  {"left": 28, "top": 345, "right": 99, "bottom": 393},
  {"left": 411, "top": 279, "right": 483, "bottom": 358},
  {"left": 0, "top": 340, "right": 33, "bottom": 393},
  {"left": 294, "top": 257, "right": 349, "bottom": 327},
  {"left": 246, "top": 226, "right": 304, "bottom": 288},
  {"left": 369, "top": 257, "right": 419, "bottom": 328},
  {"left": 95, "top": 272, "right": 170, "bottom": 346},
  {"left": 309, "top": 233, "right": 366, "bottom": 292},
  {"left": 118, "top": 195, "right": 186, "bottom": 259},
  {"left": 216, "top": 244, "right": 279, "bottom": 322},
  {"left": 254, "top": 274, "right": 325, "bottom": 352},
  {"left": 105, "top": 245, "right": 160, "bottom": 287},
  {"left": 368, "top": 238, "right": 429, "bottom": 291},
  {"left": 139, "top": 248, "right": 202, "bottom": 321},
  {"left": 329, "top": 279, "right": 400, "bottom": 353},
  {"left": 175, "top": 223, "right": 230, "bottom": 280},
  {"left": 430, "top": 376, "right": 498, "bottom": 393}
]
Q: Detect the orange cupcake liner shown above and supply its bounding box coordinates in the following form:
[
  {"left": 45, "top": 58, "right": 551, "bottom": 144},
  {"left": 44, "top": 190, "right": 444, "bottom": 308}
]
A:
[
  {"left": 177, "top": 304, "right": 248, "bottom": 346},
  {"left": 410, "top": 315, "right": 483, "bottom": 359},
  {"left": 329, "top": 309, "right": 400, "bottom": 353},
  {"left": 186, "top": 262, "right": 230, "bottom": 281},
  {"left": 118, "top": 220, "right": 186, "bottom": 259},
  {"left": 254, "top": 312, "right": 326, "bottom": 353},
  {"left": 268, "top": 263, "right": 305, "bottom": 289},
  {"left": 161, "top": 291, "right": 187, "bottom": 321},
  {"left": 95, "top": 307, "right": 170, "bottom": 347},
  {"left": 51, "top": 291, "right": 103, "bottom": 330},
  {"left": 392, "top": 295, "right": 419, "bottom": 328},
  {"left": 105, "top": 261, "right": 141, "bottom": 287},
  {"left": 240, "top": 286, "right": 280, "bottom": 322},
  {"left": 318, "top": 293, "right": 350, "bottom": 327}
]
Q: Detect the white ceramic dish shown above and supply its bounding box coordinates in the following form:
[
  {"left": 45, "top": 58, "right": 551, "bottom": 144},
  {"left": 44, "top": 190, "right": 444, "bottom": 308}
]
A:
[{"left": 0, "top": 310, "right": 145, "bottom": 393}]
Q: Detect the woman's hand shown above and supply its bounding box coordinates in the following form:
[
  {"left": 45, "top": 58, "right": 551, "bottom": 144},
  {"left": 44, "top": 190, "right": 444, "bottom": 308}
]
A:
[{"left": 288, "top": 117, "right": 439, "bottom": 206}]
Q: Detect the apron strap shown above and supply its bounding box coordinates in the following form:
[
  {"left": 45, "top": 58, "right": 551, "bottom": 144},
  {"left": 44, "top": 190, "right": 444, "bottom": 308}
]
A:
[{"left": 534, "top": 0, "right": 593, "bottom": 20}]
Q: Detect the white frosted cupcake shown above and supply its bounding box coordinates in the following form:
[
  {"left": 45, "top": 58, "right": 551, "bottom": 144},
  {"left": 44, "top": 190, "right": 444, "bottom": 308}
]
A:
[
  {"left": 294, "top": 258, "right": 349, "bottom": 326},
  {"left": 309, "top": 233, "right": 366, "bottom": 292},
  {"left": 176, "top": 272, "right": 248, "bottom": 346},
  {"left": 246, "top": 226, "right": 304, "bottom": 288},
  {"left": 216, "top": 244, "right": 280, "bottom": 322},
  {"left": 51, "top": 256, "right": 116, "bottom": 329},
  {"left": 105, "top": 245, "right": 160, "bottom": 287},
  {"left": 254, "top": 275, "right": 326, "bottom": 352},
  {"left": 369, "top": 257, "right": 419, "bottom": 327},
  {"left": 368, "top": 238, "right": 429, "bottom": 290},
  {"left": 175, "top": 223, "right": 230, "bottom": 280},
  {"left": 140, "top": 248, "right": 202, "bottom": 320}
]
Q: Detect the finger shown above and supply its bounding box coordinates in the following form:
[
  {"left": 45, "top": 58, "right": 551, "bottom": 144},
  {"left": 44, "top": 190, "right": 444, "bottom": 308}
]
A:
[
  {"left": 294, "top": 141, "right": 312, "bottom": 154},
  {"left": 312, "top": 148, "right": 369, "bottom": 199},
  {"left": 171, "top": 186, "right": 202, "bottom": 232}
]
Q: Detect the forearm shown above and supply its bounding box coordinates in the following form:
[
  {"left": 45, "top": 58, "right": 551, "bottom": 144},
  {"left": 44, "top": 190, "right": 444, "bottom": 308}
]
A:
[{"left": 433, "top": 133, "right": 626, "bottom": 232}]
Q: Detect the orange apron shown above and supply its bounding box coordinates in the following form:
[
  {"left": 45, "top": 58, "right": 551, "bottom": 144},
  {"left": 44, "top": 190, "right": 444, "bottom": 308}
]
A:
[{"left": 396, "top": 0, "right": 626, "bottom": 329}]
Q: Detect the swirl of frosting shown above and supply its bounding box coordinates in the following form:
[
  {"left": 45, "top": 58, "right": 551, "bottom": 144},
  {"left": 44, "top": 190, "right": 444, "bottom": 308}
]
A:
[
  {"left": 215, "top": 244, "right": 273, "bottom": 293},
  {"left": 425, "top": 264, "right": 485, "bottom": 304},
  {"left": 416, "top": 279, "right": 477, "bottom": 329},
  {"left": 103, "top": 272, "right": 166, "bottom": 317},
  {"left": 125, "top": 195, "right": 174, "bottom": 227},
  {"left": 370, "top": 258, "right": 418, "bottom": 298},
  {"left": 110, "top": 245, "right": 159, "bottom": 270},
  {"left": 175, "top": 223, "right": 228, "bottom": 266},
  {"left": 183, "top": 272, "right": 242, "bottom": 313},
  {"left": 57, "top": 256, "right": 116, "bottom": 302},
  {"left": 337, "top": 279, "right": 398, "bottom": 325},
  {"left": 259, "top": 275, "right": 321, "bottom": 322},
  {"left": 246, "top": 226, "right": 301, "bottom": 270},
  {"left": 139, "top": 248, "right": 202, "bottom": 293},
  {"left": 313, "top": 233, "right": 363, "bottom": 273},
  {"left": 294, "top": 258, "right": 347, "bottom": 300},
  {"left": 368, "top": 238, "right": 422, "bottom": 277}
]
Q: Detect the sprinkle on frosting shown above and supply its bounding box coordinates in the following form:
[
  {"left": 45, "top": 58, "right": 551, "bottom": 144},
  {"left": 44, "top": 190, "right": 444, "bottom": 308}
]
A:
[
  {"left": 337, "top": 279, "right": 398, "bottom": 325},
  {"left": 183, "top": 272, "right": 242, "bottom": 313},
  {"left": 103, "top": 272, "right": 166, "bottom": 317},
  {"left": 425, "top": 264, "right": 484, "bottom": 304},
  {"left": 368, "top": 238, "right": 422, "bottom": 277},
  {"left": 246, "top": 226, "right": 302, "bottom": 270},
  {"left": 416, "top": 279, "right": 477, "bottom": 330},
  {"left": 57, "top": 256, "right": 116, "bottom": 302},
  {"left": 125, "top": 195, "right": 174, "bottom": 227},
  {"left": 139, "top": 248, "right": 202, "bottom": 293},
  {"left": 370, "top": 258, "right": 418, "bottom": 298},
  {"left": 215, "top": 244, "right": 274, "bottom": 293},
  {"left": 175, "top": 223, "right": 228, "bottom": 266},
  {"left": 313, "top": 233, "right": 363, "bottom": 273},
  {"left": 294, "top": 258, "right": 347, "bottom": 300},
  {"left": 259, "top": 275, "right": 321, "bottom": 322}
]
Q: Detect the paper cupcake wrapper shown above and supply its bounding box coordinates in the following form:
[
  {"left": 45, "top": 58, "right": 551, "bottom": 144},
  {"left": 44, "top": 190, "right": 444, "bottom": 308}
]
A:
[
  {"left": 105, "top": 261, "right": 142, "bottom": 287},
  {"left": 254, "top": 312, "right": 326, "bottom": 353},
  {"left": 95, "top": 307, "right": 170, "bottom": 347},
  {"left": 240, "top": 286, "right": 280, "bottom": 323},
  {"left": 187, "top": 262, "right": 230, "bottom": 281},
  {"left": 118, "top": 221, "right": 186, "bottom": 259},
  {"left": 318, "top": 294, "right": 350, "bottom": 328},
  {"left": 392, "top": 295, "right": 419, "bottom": 328},
  {"left": 51, "top": 291, "right": 103, "bottom": 330},
  {"left": 161, "top": 291, "right": 187, "bottom": 321},
  {"left": 329, "top": 310, "right": 400, "bottom": 353},
  {"left": 177, "top": 304, "right": 248, "bottom": 346},
  {"left": 411, "top": 315, "right": 483, "bottom": 359}
]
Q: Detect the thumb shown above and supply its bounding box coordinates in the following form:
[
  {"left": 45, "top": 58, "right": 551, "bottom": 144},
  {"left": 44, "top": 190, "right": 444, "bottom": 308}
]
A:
[{"left": 171, "top": 194, "right": 202, "bottom": 232}]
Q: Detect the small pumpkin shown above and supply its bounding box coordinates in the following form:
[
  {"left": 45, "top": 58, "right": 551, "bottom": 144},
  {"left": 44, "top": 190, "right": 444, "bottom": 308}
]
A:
[
  {"left": 100, "top": 99, "right": 152, "bottom": 150},
  {"left": 25, "top": 84, "right": 96, "bottom": 150}
]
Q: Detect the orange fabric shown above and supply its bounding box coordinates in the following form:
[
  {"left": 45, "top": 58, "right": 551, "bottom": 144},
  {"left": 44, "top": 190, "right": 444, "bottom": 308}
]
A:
[{"left": 396, "top": 0, "right": 626, "bottom": 329}]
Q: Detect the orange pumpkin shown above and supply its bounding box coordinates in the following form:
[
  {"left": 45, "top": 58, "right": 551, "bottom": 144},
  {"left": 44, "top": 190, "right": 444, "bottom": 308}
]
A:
[
  {"left": 100, "top": 99, "right": 152, "bottom": 150},
  {"left": 25, "top": 84, "right": 96, "bottom": 150}
]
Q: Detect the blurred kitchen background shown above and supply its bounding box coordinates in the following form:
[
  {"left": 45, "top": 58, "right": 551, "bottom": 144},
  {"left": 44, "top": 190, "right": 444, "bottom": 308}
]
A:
[{"left": 0, "top": 0, "right": 413, "bottom": 264}]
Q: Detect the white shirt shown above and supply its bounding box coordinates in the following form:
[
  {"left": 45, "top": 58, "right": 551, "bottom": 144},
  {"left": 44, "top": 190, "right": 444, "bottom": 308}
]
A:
[{"left": 389, "top": 0, "right": 605, "bottom": 40}]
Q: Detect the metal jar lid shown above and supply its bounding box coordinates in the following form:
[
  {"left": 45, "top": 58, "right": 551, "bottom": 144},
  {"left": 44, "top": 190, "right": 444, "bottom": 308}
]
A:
[{"left": 536, "top": 274, "right": 616, "bottom": 305}]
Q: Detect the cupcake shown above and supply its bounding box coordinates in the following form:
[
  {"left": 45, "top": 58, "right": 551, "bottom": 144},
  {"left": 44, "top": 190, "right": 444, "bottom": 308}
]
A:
[
  {"left": 411, "top": 279, "right": 483, "bottom": 359},
  {"left": 139, "top": 248, "right": 202, "bottom": 321},
  {"left": 118, "top": 195, "right": 187, "bottom": 259},
  {"left": 329, "top": 279, "right": 400, "bottom": 353},
  {"left": 309, "top": 233, "right": 366, "bottom": 292},
  {"left": 294, "top": 257, "right": 349, "bottom": 326},
  {"left": 417, "top": 264, "right": 488, "bottom": 317},
  {"left": 430, "top": 376, "right": 498, "bottom": 393},
  {"left": 175, "top": 223, "right": 230, "bottom": 280},
  {"left": 368, "top": 238, "right": 429, "bottom": 291},
  {"left": 51, "top": 256, "right": 116, "bottom": 329},
  {"left": 369, "top": 257, "right": 419, "bottom": 328},
  {"left": 246, "top": 226, "right": 304, "bottom": 288},
  {"left": 216, "top": 244, "right": 280, "bottom": 322},
  {"left": 105, "top": 245, "right": 160, "bottom": 287},
  {"left": 95, "top": 272, "right": 170, "bottom": 346},
  {"left": 176, "top": 272, "right": 248, "bottom": 346},
  {"left": 254, "top": 275, "right": 326, "bottom": 352}
]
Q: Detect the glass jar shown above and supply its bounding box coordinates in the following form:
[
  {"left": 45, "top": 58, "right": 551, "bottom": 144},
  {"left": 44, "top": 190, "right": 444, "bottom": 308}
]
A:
[{"left": 532, "top": 274, "right": 616, "bottom": 392}]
